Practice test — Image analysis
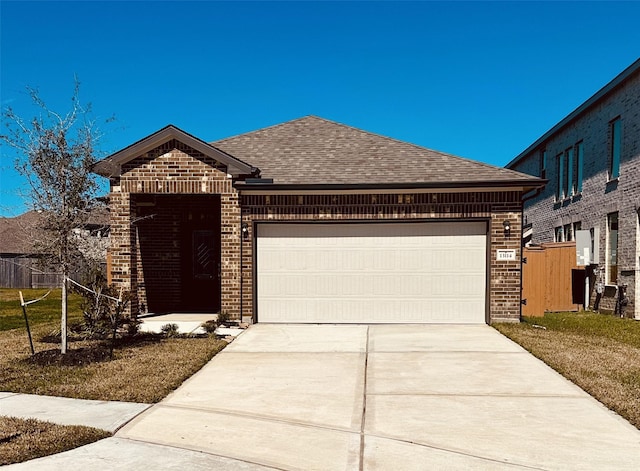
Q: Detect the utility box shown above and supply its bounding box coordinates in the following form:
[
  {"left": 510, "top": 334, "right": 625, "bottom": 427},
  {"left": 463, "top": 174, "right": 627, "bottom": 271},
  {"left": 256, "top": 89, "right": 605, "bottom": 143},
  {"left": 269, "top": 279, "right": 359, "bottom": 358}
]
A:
[{"left": 576, "top": 228, "right": 600, "bottom": 266}]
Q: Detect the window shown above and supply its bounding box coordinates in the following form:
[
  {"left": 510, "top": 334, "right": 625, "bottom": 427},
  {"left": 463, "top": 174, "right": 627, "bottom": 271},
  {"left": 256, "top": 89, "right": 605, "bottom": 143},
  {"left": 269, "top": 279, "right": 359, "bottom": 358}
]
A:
[
  {"left": 564, "top": 223, "right": 573, "bottom": 242},
  {"left": 575, "top": 141, "right": 584, "bottom": 193},
  {"left": 590, "top": 226, "right": 600, "bottom": 264},
  {"left": 607, "top": 212, "right": 619, "bottom": 284},
  {"left": 610, "top": 117, "right": 621, "bottom": 180},
  {"left": 540, "top": 149, "right": 547, "bottom": 178},
  {"left": 556, "top": 153, "right": 565, "bottom": 200},
  {"left": 573, "top": 221, "right": 582, "bottom": 235},
  {"left": 555, "top": 226, "right": 564, "bottom": 242},
  {"left": 565, "top": 148, "right": 574, "bottom": 196}
]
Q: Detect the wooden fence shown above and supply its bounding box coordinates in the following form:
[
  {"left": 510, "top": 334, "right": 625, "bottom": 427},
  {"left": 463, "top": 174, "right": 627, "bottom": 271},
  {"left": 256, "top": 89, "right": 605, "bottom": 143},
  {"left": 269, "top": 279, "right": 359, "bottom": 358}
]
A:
[
  {"left": 0, "top": 256, "right": 103, "bottom": 289},
  {"left": 0, "top": 257, "right": 63, "bottom": 288},
  {"left": 522, "top": 242, "right": 585, "bottom": 317}
]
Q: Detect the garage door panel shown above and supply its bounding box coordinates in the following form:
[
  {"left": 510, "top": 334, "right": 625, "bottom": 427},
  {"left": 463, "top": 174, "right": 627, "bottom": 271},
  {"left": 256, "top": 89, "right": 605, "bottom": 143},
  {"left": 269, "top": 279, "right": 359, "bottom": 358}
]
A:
[{"left": 257, "top": 222, "right": 486, "bottom": 324}]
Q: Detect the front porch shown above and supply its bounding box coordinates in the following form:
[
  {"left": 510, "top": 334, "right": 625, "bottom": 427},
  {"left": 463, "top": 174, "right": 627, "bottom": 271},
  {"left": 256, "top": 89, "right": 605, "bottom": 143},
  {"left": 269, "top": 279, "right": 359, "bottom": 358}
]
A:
[{"left": 137, "top": 312, "right": 250, "bottom": 336}]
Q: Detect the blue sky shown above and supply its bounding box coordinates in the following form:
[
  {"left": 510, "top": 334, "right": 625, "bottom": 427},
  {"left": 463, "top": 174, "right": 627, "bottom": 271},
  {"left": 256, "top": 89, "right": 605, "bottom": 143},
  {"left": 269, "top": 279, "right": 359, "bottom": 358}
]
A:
[{"left": 1, "top": 1, "right": 639, "bottom": 216}]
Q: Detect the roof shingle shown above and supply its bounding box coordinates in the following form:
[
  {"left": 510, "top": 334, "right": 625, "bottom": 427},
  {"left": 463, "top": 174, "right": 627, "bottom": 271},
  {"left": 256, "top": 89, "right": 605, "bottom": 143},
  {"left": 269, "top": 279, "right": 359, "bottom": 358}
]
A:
[{"left": 213, "top": 116, "right": 542, "bottom": 186}]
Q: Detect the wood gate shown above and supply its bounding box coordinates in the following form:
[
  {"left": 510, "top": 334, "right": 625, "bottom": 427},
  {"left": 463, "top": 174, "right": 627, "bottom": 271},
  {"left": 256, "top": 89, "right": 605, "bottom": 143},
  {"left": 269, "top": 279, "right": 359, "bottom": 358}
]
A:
[{"left": 522, "top": 242, "right": 585, "bottom": 317}]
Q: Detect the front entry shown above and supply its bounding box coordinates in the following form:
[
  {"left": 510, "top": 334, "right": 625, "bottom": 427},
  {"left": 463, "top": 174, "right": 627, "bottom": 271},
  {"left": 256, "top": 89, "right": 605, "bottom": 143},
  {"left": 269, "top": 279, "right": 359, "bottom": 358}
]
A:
[
  {"left": 182, "top": 226, "right": 220, "bottom": 312},
  {"left": 180, "top": 198, "right": 221, "bottom": 312},
  {"left": 135, "top": 194, "right": 221, "bottom": 313}
]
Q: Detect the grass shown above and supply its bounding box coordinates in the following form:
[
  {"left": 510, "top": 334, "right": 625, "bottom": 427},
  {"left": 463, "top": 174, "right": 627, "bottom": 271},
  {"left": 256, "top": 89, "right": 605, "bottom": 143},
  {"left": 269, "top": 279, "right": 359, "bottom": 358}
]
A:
[
  {"left": 495, "top": 311, "right": 640, "bottom": 429},
  {"left": 0, "top": 288, "right": 228, "bottom": 464},
  {"left": 0, "top": 416, "right": 110, "bottom": 466},
  {"left": 0, "top": 288, "right": 84, "bottom": 331}
]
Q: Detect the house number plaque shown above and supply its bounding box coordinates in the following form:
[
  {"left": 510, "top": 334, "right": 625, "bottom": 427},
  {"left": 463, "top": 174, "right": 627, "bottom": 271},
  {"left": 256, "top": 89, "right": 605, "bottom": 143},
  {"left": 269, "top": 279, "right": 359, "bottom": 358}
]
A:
[{"left": 496, "top": 249, "right": 517, "bottom": 261}]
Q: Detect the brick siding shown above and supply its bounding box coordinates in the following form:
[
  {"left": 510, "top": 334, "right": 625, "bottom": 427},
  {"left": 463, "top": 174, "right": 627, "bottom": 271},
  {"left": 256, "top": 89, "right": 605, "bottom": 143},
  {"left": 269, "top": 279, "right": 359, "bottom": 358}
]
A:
[
  {"left": 109, "top": 140, "right": 241, "bottom": 317},
  {"left": 510, "top": 69, "right": 640, "bottom": 318},
  {"left": 109, "top": 141, "right": 524, "bottom": 323},
  {"left": 240, "top": 192, "right": 523, "bottom": 323}
]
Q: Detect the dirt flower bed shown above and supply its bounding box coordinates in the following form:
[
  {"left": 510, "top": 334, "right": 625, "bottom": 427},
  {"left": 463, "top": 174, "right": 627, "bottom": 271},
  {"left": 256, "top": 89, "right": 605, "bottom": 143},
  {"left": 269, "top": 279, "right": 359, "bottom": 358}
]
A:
[{"left": 495, "top": 312, "right": 640, "bottom": 429}]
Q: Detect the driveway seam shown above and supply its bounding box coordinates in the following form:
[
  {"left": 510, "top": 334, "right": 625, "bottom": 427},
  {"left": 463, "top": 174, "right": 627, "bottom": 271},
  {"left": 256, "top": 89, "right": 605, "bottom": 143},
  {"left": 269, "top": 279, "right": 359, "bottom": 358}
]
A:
[
  {"left": 365, "top": 392, "right": 587, "bottom": 398},
  {"left": 115, "top": 436, "right": 288, "bottom": 471},
  {"left": 140, "top": 403, "right": 361, "bottom": 434},
  {"left": 359, "top": 325, "right": 370, "bottom": 471},
  {"left": 362, "top": 433, "right": 547, "bottom": 471}
]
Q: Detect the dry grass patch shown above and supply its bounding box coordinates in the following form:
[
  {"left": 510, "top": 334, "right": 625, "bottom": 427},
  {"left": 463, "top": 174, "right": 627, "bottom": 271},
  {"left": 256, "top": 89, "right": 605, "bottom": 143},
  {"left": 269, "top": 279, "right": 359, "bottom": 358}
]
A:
[
  {"left": 495, "top": 313, "right": 640, "bottom": 429},
  {"left": 1, "top": 326, "right": 227, "bottom": 403},
  {"left": 1, "top": 288, "right": 229, "bottom": 464},
  {"left": 1, "top": 289, "right": 228, "bottom": 403},
  {"left": 0, "top": 416, "right": 110, "bottom": 465}
]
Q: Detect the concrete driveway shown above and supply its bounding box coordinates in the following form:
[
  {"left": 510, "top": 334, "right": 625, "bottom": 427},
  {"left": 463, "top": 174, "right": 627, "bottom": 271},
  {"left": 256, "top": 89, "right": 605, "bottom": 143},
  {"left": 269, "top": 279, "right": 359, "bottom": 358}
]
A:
[{"left": 113, "top": 324, "right": 640, "bottom": 470}]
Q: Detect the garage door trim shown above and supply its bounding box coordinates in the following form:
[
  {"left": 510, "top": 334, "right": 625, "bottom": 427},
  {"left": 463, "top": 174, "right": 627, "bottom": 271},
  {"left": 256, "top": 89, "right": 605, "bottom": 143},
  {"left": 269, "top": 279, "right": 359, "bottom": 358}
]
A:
[{"left": 253, "top": 219, "right": 490, "bottom": 324}]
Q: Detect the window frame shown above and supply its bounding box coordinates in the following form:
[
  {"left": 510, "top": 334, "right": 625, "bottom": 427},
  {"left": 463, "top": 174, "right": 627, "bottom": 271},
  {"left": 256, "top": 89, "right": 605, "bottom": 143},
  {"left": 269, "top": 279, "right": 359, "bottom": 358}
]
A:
[
  {"left": 575, "top": 141, "right": 584, "bottom": 194},
  {"left": 540, "top": 149, "right": 547, "bottom": 179},
  {"left": 565, "top": 147, "right": 574, "bottom": 197},
  {"left": 564, "top": 223, "right": 573, "bottom": 242},
  {"left": 609, "top": 117, "right": 621, "bottom": 180},
  {"left": 573, "top": 221, "right": 582, "bottom": 236},
  {"left": 556, "top": 152, "right": 565, "bottom": 200},
  {"left": 606, "top": 212, "right": 619, "bottom": 285},
  {"left": 555, "top": 226, "right": 564, "bottom": 242}
]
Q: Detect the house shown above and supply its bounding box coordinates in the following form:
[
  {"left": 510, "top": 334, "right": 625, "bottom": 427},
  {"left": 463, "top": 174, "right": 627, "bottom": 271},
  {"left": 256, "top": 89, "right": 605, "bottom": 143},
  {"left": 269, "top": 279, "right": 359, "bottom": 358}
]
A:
[
  {"left": 93, "top": 116, "right": 544, "bottom": 324},
  {"left": 0, "top": 211, "right": 52, "bottom": 288},
  {"left": 0, "top": 208, "right": 109, "bottom": 288},
  {"left": 506, "top": 58, "right": 640, "bottom": 319}
]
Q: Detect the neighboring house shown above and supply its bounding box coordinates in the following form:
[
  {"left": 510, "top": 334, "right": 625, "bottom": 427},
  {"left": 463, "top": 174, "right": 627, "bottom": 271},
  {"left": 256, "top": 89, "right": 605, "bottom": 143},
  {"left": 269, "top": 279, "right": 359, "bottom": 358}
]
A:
[
  {"left": 507, "top": 58, "right": 640, "bottom": 319},
  {"left": 0, "top": 211, "right": 56, "bottom": 288},
  {"left": 0, "top": 208, "right": 109, "bottom": 288},
  {"left": 93, "top": 116, "right": 544, "bottom": 324}
]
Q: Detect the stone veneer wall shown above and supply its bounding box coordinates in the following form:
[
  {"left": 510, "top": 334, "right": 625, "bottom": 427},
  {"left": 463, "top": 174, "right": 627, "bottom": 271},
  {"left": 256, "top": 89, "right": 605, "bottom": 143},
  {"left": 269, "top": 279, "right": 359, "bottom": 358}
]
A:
[{"left": 240, "top": 191, "right": 523, "bottom": 323}]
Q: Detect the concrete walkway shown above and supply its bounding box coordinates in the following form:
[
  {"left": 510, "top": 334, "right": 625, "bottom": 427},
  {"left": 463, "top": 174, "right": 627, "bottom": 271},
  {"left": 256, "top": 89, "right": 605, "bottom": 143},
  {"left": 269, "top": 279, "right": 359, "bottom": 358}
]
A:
[
  {"left": 136, "top": 312, "right": 249, "bottom": 336},
  {"left": 0, "top": 392, "right": 150, "bottom": 433},
  {"left": 5, "top": 324, "right": 640, "bottom": 469}
]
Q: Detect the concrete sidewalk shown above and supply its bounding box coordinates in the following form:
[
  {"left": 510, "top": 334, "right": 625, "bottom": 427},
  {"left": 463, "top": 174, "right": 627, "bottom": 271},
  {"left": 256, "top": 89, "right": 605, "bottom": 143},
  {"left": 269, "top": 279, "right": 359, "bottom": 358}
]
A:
[
  {"left": 5, "top": 324, "right": 640, "bottom": 470},
  {"left": 0, "top": 392, "right": 151, "bottom": 433}
]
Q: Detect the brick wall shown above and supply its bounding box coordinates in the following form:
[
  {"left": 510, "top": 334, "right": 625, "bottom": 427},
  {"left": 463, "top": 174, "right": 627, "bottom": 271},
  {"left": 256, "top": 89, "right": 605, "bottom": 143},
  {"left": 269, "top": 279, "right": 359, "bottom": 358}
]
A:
[
  {"left": 510, "top": 69, "right": 640, "bottom": 318},
  {"left": 109, "top": 140, "right": 524, "bottom": 323},
  {"left": 109, "top": 139, "right": 242, "bottom": 317},
  {"left": 240, "top": 191, "right": 523, "bottom": 323}
]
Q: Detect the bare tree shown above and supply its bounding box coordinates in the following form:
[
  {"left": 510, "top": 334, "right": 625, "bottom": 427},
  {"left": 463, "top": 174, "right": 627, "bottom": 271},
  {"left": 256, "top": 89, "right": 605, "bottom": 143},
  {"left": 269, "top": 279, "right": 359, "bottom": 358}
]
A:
[{"left": 1, "top": 79, "right": 110, "bottom": 353}]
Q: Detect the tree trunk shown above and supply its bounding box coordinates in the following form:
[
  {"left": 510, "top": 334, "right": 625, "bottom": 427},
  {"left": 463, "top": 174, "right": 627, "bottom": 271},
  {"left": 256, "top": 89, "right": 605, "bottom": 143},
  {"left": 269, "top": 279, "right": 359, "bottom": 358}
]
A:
[{"left": 61, "top": 275, "right": 68, "bottom": 354}]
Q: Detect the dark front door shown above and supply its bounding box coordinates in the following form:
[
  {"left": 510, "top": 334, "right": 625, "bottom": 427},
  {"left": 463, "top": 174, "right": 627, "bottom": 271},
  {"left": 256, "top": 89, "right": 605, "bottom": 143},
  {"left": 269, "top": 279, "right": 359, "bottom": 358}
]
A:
[{"left": 181, "top": 199, "right": 221, "bottom": 312}]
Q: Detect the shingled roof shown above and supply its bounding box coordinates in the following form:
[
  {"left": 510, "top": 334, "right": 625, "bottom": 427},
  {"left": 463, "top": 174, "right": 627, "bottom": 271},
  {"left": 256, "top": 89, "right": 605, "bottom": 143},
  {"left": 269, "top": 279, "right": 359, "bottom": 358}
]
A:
[
  {"left": 0, "top": 211, "right": 43, "bottom": 255},
  {"left": 213, "top": 116, "right": 543, "bottom": 189},
  {"left": 0, "top": 208, "right": 110, "bottom": 255}
]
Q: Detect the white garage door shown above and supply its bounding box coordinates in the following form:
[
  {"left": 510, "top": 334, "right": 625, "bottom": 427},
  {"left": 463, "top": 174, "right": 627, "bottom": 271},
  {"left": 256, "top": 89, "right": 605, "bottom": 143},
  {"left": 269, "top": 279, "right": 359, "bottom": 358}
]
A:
[{"left": 256, "top": 222, "right": 487, "bottom": 324}]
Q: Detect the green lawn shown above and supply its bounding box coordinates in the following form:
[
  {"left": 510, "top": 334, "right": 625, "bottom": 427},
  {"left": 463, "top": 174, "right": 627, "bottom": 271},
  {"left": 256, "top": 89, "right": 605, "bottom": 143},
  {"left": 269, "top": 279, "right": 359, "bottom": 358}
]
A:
[{"left": 0, "top": 288, "right": 83, "bottom": 331}]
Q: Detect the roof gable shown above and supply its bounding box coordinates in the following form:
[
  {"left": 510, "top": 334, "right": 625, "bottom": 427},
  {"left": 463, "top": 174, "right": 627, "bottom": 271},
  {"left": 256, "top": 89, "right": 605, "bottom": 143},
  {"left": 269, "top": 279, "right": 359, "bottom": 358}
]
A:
[
  {"left": 93, "top": 125, "right": 256, "bottom": 177},
  {"left": 214, "top": 116, "right": 544, "bottom": 189}
]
